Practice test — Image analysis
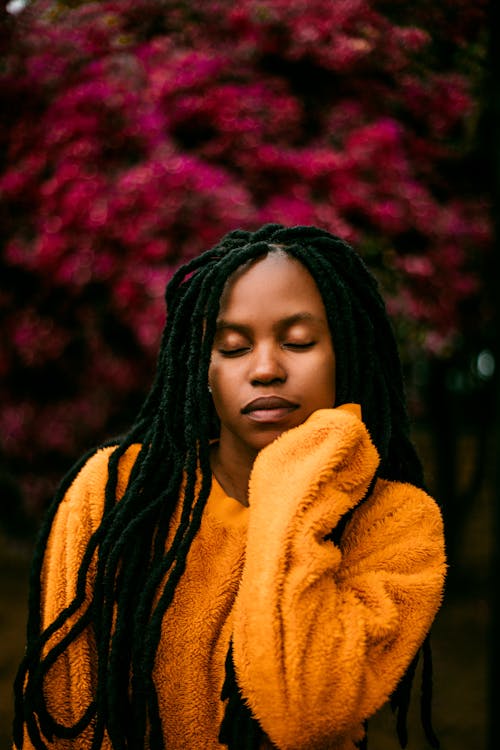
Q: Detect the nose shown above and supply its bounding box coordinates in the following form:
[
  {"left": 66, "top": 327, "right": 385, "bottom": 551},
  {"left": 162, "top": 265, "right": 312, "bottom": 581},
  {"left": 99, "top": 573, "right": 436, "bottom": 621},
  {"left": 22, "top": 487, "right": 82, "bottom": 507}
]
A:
[{"left": 249, "top": 343, "right": 286, "bottom": 385}]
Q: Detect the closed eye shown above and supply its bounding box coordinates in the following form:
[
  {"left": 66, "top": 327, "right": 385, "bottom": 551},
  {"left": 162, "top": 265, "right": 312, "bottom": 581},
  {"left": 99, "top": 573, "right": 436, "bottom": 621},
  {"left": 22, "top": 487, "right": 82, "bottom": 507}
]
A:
[
  {"left": 218, "top": 347, "right": 250, "bottom": 357},
  {"left": 284, "top": 342, "right": 315, "bottom": 350}
]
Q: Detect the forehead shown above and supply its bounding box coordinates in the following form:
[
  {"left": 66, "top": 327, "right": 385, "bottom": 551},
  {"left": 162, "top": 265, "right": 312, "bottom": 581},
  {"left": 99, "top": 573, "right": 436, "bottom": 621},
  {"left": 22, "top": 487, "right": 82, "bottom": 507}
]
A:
[{"left": 218, "top": 252, "right": 327, "bottom": 320}]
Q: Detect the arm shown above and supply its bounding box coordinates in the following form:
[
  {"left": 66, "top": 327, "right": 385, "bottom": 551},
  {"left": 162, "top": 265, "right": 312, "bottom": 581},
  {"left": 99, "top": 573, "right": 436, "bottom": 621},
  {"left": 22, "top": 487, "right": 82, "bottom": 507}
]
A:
[
  {"left": 232, "top": 406, "right": 446, "bottom": 750},
  {"left": 18, "top": 445, "right": 139, "bottom": 748},
  {"left": 38, "top": 448, "right": 113, "bottom": 732}
]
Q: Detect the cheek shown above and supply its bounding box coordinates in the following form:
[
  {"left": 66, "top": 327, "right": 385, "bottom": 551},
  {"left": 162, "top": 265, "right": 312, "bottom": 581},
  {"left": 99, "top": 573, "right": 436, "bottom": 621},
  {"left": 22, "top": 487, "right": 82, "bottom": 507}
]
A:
[
  {"left": 208, "top": 365, "right": 220, "bottom": 405},
  {"left": 207, "top": 355, "right": 222, "bottom": 391},
  {"left": 208, "top": 362, "right": 234, "bottom": 415},
  {"left": 305, "top": 351, "right": 336, "bottom": 402}
]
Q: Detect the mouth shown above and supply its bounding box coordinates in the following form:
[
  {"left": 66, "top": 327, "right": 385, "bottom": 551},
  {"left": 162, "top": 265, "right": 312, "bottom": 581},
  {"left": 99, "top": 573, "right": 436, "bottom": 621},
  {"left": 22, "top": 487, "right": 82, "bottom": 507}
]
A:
[{"left": 241, "top": 396, "right": 299, "bottom": 423}]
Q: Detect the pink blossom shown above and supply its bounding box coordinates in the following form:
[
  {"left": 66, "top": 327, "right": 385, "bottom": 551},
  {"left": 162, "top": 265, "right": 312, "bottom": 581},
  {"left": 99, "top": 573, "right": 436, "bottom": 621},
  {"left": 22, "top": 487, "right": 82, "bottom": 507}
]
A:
[
  {"left": 0, "top": 0, "right": 490, "bottom": 512},
  {"left": 392, "top": 27, "right": 430, "bottom": 52},
  {"left": 397, "top": 255, "right": 434, "bottom": 278}
]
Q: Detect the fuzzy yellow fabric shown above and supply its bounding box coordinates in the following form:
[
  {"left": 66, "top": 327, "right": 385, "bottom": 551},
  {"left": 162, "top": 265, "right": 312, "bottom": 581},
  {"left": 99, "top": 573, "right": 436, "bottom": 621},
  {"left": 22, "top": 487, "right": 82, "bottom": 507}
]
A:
[
  {"left": 234, "top": 406, "right": 446, "bottom": 749},
  {"left": 21, "top": 405, "right": 446, "bottom": 749}
]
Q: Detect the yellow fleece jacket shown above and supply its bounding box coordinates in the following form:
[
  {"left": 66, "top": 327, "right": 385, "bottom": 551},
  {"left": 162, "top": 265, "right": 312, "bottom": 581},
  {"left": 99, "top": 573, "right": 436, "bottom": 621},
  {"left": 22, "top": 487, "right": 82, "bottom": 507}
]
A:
[{"left": 22, "top": 405, "right": 446, "bottom": 750}]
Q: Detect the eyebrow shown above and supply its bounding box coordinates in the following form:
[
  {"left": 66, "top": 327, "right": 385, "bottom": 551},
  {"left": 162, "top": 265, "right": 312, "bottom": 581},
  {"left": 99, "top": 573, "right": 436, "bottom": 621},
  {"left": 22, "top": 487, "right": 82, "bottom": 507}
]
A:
[{"left": 215, "top": 312, "right": 326, "bottom": 334}]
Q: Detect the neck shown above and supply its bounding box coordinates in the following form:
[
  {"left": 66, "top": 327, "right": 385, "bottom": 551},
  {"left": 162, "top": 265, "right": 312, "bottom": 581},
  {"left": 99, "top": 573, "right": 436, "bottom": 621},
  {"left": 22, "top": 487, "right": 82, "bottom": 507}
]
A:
[{"left": 210, "top": 442, "right": 256, "bottom": 507}]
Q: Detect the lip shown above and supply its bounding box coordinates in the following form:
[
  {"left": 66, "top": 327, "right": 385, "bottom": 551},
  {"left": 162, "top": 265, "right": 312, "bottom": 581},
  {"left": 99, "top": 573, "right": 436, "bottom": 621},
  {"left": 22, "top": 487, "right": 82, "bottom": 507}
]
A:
[{"left": 242, "top": 396, "right": 299, "bottom": 423}]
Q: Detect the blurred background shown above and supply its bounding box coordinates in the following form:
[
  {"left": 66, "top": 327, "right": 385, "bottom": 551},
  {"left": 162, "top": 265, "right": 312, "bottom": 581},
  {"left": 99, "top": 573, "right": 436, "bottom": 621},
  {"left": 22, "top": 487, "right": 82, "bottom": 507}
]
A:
[{"left": 0, "top": 0, "right": 495, "bottom": 747}]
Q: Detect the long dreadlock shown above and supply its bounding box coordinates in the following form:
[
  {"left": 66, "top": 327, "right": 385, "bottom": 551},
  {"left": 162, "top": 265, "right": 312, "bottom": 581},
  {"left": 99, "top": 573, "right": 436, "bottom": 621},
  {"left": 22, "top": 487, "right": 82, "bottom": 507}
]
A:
[{"left": 13, "top": 224, "right": 438, "bottom": 749}]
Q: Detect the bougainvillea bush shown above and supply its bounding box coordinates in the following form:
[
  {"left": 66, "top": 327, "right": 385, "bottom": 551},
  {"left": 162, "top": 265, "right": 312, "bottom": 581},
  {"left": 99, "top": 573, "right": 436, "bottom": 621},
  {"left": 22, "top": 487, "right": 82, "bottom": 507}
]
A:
[{"left": 0, "top": 0, "right": 489, "bottom": 517}]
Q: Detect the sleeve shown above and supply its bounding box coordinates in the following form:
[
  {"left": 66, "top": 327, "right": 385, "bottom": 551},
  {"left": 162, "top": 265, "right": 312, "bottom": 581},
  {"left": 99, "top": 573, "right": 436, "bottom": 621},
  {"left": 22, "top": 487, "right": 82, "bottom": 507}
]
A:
[
  {"left": 231, "top": 406, "right": 446, "bottom": 750},
  {"left": 38, "top": 448, "right": 112, "bottom": 732},
  {"left": 20, "top": 445, "right": 139, "bottom": 748}
]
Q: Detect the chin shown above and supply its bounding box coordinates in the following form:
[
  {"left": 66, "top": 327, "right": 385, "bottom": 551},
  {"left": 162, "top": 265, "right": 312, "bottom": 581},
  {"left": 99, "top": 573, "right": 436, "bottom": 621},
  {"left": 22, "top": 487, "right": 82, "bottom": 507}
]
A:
[{"left": 252, "top": 428, "right": 289, "bottom": 452}]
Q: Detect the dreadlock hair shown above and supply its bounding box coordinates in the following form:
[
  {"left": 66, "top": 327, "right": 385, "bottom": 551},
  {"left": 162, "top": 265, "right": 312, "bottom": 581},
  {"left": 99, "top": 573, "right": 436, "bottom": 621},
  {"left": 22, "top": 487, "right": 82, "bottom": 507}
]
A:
[{"left": 13, "top": 223, "right": 438, "bottom": 750}]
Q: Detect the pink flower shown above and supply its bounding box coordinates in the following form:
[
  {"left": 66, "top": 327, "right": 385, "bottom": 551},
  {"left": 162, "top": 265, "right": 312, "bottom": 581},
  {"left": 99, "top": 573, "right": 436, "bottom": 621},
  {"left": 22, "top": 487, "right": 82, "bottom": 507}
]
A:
[
  {"left": 397, "top": 255, "right": 434, "bottom": 278},
  {"left": 0, "top": 0, "right": 490, "bottom": 513}
]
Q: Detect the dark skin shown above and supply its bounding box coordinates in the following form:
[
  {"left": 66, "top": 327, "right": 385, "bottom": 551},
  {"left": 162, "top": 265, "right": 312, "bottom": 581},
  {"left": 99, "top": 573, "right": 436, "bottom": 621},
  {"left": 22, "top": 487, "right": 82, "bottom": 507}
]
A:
[{"left": 208, "top": 251, "right": 336, "bottom": 506}]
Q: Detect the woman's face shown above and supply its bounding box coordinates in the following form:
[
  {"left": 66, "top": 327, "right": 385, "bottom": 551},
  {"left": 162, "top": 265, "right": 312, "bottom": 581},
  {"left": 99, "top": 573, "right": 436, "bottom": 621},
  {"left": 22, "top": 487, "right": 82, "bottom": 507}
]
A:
[{"left": 208, "top": 251, "right": 336, "bottom": 465}]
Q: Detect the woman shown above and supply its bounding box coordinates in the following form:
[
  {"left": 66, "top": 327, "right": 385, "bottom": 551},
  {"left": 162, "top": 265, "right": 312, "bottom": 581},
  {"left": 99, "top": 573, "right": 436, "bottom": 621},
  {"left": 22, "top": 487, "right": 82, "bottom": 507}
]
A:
[{"left": 14, "top": 224, "right": 446, "bottom": 749}]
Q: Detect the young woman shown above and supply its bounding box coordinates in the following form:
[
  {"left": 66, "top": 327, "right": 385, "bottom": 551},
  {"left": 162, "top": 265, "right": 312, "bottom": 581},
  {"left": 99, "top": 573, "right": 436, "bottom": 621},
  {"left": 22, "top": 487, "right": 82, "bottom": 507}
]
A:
[{"left": 13, "top": 224, "right": 446, "bottom": 750}]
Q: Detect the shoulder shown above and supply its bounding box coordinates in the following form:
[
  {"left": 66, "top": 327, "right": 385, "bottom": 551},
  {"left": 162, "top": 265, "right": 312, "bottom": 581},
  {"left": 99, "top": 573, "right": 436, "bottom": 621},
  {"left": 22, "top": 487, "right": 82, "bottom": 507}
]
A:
[{"left": 58, "top": 443, "right": 142, "bottom": 527}]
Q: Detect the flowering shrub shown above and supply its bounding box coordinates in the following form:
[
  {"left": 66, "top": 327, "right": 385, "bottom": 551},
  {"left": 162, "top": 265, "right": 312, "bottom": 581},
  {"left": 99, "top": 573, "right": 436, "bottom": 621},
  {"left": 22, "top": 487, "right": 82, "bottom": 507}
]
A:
[{"left": 0, "top": 0, "right": 489, "bottom": 515}]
